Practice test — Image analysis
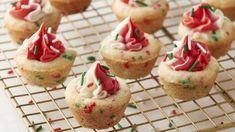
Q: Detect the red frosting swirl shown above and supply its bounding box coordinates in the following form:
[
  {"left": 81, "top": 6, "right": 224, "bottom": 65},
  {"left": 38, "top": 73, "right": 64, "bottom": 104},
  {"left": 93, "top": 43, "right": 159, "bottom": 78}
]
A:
[
  {"left": 95, "top": 63, "right": 119, "bottom": 95},
  {"left": 164, "top": 36, "right": 211, "bottom": 71},
  {"left": 182, "top": 3, "right": 219, "bottom": 32},
  {"left": 10, "top": 0, "right": 42, "bottom": 20},
  {"left": 122, "top": 0, "right": 138, "bottom": 7},
  {"left": 27, "top": 23, "right": 65, "bottom": 62},
  {"left": 119, "top": 18, "right": 148, "bottom": 51}
]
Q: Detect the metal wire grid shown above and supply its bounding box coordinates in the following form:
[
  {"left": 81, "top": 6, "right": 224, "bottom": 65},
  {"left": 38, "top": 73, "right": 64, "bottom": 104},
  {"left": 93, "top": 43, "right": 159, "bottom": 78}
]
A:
[{"left": 0, "top": 0, "right": 235, "bottom": 131}]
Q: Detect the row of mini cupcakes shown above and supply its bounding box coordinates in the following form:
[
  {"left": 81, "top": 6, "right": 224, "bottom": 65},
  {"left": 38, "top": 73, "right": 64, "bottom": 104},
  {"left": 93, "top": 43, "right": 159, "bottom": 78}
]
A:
[{"left": 4, "top": 0, "right": 92, "bottom": 44}]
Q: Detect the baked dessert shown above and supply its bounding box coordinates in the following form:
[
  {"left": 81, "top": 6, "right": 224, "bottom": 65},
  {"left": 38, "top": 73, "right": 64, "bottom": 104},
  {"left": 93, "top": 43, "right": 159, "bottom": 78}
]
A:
[
  {"left": 178, "top": 2, "right": 235, "bottom": 58},
  {"left": 4, "top": 0, "right": 61, "bottom": 44},
  {"left": 204, "top": 0, "right": 235, "bottom": 20},
  {"left": 100, "top": 17, "right": 162, "bottom": 79},
  {"left": 158, "top": 36, "right": 219, "bottom": 100},
  {"left": 112, "top": 0, "right": 169, "bottom": 33},
  {"left": 49, "top": 0, "right": 91, "bottom": 15},
  {"left": 65, "top": 61, "right": 131, "bottom": 129},
  {"left": 14, "top": 24, "right": 76, "bottom": 87}
]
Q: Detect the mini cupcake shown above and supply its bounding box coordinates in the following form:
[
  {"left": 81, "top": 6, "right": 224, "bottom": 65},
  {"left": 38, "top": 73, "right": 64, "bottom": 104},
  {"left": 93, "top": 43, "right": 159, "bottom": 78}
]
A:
[
  {"left": 112, "top": 0, "right": 169, "bottom": 33},
  {"left": 4, "top": 0, "right": 61, "bottom": 44},
  {"left": 178, "top": 2, "right": 235, "bottom": 58},
  {"left": 205, "top": 0, "right": 235, "bottom": 20},
  {"left": 65, "top": 61, "right": 131, "bottom": 129},
  {"left": 49, "top": 0, "right": 91, "bottom": 15},
  {"left": 158, "top": 36, "right": 219, "bottom": 100},
  {"left": 14, "top": 24, "right": 76, "bottom": 87},
  {"left": 100, "top": 17, "right": 162, "bottom": 79}
]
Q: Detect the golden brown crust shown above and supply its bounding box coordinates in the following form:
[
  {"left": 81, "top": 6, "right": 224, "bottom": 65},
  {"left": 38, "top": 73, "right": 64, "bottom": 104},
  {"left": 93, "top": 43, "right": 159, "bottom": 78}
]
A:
[
  {"left": 4, "top": 6, "right": 61, "bottom": 44},
  {"left": 112, "top": 0, "right": 169, "bottom": 33},
  {"left": 158, "top": 57, "right": 219, "bottom": 100},
  {"left": 65, "top": 78, "right": 131, "bottom": 129},
  {"left": 49, "top": 0, "right": 91, "bottom": 15}
]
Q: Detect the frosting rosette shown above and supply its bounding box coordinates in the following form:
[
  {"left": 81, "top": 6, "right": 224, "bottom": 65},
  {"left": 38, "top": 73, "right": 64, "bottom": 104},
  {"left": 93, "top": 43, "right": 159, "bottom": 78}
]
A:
[
  {"left": 27, "top": 23, "right": 65, "bottom": 62},
  {"left": 163, "top": 36, "right": 211, "bottom": 71},
  {"left": 78, "top": 61, "right": 119, "bottom": 99},
  {"left": 10, "top": 0, "right": 52, "bottom": 22},
  {"left": 182, "top": 2, "right": 222, "bottom": 32},
  {"left": 111, "top": 17, "right": 148, "bottom": 51}
]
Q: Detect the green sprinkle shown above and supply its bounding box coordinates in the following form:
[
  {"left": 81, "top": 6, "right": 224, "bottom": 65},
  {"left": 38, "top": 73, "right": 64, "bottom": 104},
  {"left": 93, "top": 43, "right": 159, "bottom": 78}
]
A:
[
  {"left": 36, "top": 126, "right": 42, "bottom": 132},
  {"left": 168, "top": 53, "right": 173, "bottom": 60},
  {"left": 117, "top": 123, "right": 122, "bottom": 128},
  {"left": 134, "top": 28, "right": 141, "bottom": 39},
  {"left": 169, "top": 121, "right": 173, "bottom": 128},
  {"left": 56, "top": 77, "right": 65, "bottom": 84},
  {"left": 102, "top": 65, "right": 109, "bottom": 70},
  {"left": 174, "top": 44, "right": 177, "bottom": 48},
  {"left": 34, "top": 21, "right": 41, "bottom": 28},
  {"left": 128, "top": 103, "right": 137, "bottom": 109},
  {"left": 115, "top": 33, "right": 119, "bottom": 40},
  {"left": 97, "top": 79, "right": 101, "bottom": 85},
  {"left": 110, "top": 114, "right": 115, "bottom": 119},
  {"left": 33, "top": 46, "right": 38, "bottom": 55},
  {"left": 188, "top": 61, "right": 199, "bottom": 71},
  {"left": 99, "top": 109, "right": 104, "bottom": 114},
  {"left": 131, "top": 128, "right": 135, "bottom": 132},
  {"left": 35, "top": 75, "right": 44, "bottom": 80},
  {"left": 87, "top": 56, "right": 96, "bottom": 62},
  {"left": 106, "top": 73, "right": 116, "bottom": 77},
  {"left": 138, "top": 55, "right": 143, "bottom": 60},
  {"left": 75, "top": 103, "right": 80, "bottom": 108},
  {"left": 11, "top": 1, "right": 17, "bottom": 6},
  {"left": 190, "top": 8, "right": 194, "bottom": 17},
  {"left": 67, "top": 55, "right": 74, "bottom": 61},
  {"left": 183, "top": 45, "right": 187, "bottom": 52},
  {"left": 173, "top": 104, "right": 178, "bottom": 108},
  {"left": 134, "top": 0, "right": 148, "bottom": 7},
  {"left": 200, "top": 4, "right": 217, "bottom": 12},
  {"left": 179, "top": 79, "right": 190, "bottom": 85},
  {"left": 81, "top": 72, "right": 86, "bottom": 86},
  {"left": 62, "top": 54, "right": 67, "bottom": 58}
]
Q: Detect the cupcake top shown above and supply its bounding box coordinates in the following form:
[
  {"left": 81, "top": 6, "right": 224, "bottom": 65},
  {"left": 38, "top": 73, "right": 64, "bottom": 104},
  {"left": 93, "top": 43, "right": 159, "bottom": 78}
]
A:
[
  {"left": 9, "top": 0, "right": 52, "bottom": 22},
  {"left": 77, "top": 61, "right": 120, "bottom": 99},
  {"left": 163, "top": 36, "right": 211, "bottom": 71},
  {"left": 25, "top": 23, "right": 65, "bottom": 62},
  {"left": 182, "top": 2, "right": 224, "bottom": 32},
  {"left": 110, "top": 17, "right": 148, "bottom": 51},
  {"left": 122, "top": 0, "right": 164, "bottom": 8}
]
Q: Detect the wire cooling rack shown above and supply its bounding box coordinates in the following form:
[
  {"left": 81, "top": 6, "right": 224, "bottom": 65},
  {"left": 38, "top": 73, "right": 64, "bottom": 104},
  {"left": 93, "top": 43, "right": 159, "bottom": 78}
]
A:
[{"left": 1, "top": 0, "right": 235, "bottom": 131}]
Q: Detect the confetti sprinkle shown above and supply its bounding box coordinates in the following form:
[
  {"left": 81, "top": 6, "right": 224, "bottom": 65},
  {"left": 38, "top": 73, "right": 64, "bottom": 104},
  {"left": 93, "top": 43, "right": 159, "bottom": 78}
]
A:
[
  {"left": 87, "top": 56, "right": 96, "bottom": 62},
  {"left": 128, "top": 103, "right": 137, "bottom": 109},
  {"left": 34, "top": 46, "right": 38, "bottom": 55},
  {"left": 188, "top": 61, "right": 199, "bottom": 71},
  {"left": 134, "top": 28, "right": 141, "bottom": 39},
  {"left": 173, "top": 104, "right": 178, "bottom": 108},
  {"left": 220, "top": 121, "right": 224, "bottom": 125},
  {"left": 54, "top": 128, "right": 61, "bottom": 132},
  {"left": 102, "top": 65, "right": 109, "bottom": 70},
  {"left": 7, "top": 69, "right": 13, "bottom": 74},
  {"left": 80, "top": 72, "right": 86, "bottom": 86},
  {"left": 28, "top": 100, "right": 33, "bottom": 105},
  {"left": 115, "top": 33, "right": 119, "bottom": 40},
  {"left": 48, "top": 118, "right": 52, "bottom": 122},
  {"left": 87, "top": 82, "right": 94, "bottom": 88},
  {"left": 36, "top": 125, "right": 42, "bottom": 132},
  {"left": 171, "top": 110, "right": 177, "bottom": 115},
  {"left": 190, "top": 8, "right": 194, "bottom": 17},
  {"left": 34, "top": 21, "right": 41, "bottom": 28},
  {"left": 168, "top": 120, "right": 174, "bottom": 128},
  {"left": 117, "top": 123, "right": 122, "bottom": 128},
  {"left": 134, "top": 0, "right": 148, "bottom": 7}
]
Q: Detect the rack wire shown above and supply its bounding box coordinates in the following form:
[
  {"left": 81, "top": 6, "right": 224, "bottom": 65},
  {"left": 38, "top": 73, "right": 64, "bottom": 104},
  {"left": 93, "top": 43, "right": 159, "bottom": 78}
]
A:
[{"left": 0, "top": 0, "right": 235, "bottom": 131}]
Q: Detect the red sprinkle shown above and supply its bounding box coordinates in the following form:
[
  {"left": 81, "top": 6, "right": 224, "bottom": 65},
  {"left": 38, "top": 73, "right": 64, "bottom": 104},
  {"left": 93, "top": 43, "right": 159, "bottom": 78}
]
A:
[
  {"left": 124, "top": 62, "right": 129, "bottom": 69},
  {"left": 84, "top": 102, "right": 96, "bottom": 113},
  {"left": 7, "top": 69, "right": 13, "bottom": 74},
  {"left": 143, "top": 18, "right": 151, "bottom": 24},
  {"left": 171, "top": 110, "right": 177, "bottom": 115},
  {"left": 28, "top": 100, "right": 33, "bottom": 105},
  {"left": 146, "top": 50, "right": 150, "bottom": 55},
  {"left": 52, "top": 87, "right": 57, "bottom": 90},
  {"left": 48, "top": 118, "right": 52, "bottom": 122},
  {"left": 52, "top": 73, "right": 61, "bottom": 78},
  {"left": 87, "top": 82, "right": 94, "bottom": 88},
  {"left": 220, "top": 121, "right": 224, "bottom": 125},
  {"left": 54, "top": 128, "right": 61, "bottom": 132}
]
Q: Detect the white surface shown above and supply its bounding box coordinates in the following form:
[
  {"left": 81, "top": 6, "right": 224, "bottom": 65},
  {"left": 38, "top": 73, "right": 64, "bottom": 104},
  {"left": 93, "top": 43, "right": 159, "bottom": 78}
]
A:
[{"left": 0, "top": 87, "right": 28, "bottom": 132}]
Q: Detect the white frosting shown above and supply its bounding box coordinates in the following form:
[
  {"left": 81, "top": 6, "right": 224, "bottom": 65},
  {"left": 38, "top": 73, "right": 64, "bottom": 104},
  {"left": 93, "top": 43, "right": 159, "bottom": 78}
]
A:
[
  {"left": 11, "top": 0, "right": 52, "bottom": 22},
  {"left": 164, "top": 40, "right": 184, "bottom": 65},
  {"left": 213, "top": 9, "right": 224, "bottom": 28},
  {"left": 77, "top": 61, "right": 109, "bottom": 99}
]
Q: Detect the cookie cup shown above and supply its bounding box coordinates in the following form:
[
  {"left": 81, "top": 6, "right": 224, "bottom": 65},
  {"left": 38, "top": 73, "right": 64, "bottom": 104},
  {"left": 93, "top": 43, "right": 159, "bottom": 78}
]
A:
[
  {"left": 49, "top": 0, "right": 91, "bottom": 15},
  {"left": 158, "top": 57, "right": 219, "bottom": 100},
  {"left": 178, "top": 18, "right": 235, "bottom": 58},
  {"left": 4, "top": 6, "right": 61, "bottom": 44},
  {"left": 14, "top": 45, "right": 76, "bottom": 87},
  {"left": 112, "top": 0, "right": 169, "bottom": 33},
  {"left": 65, "top": 78, "right": 131, "bottom": 129},
  {"left": 100, "top": 34, "right": 162, "bottom": 79}
]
